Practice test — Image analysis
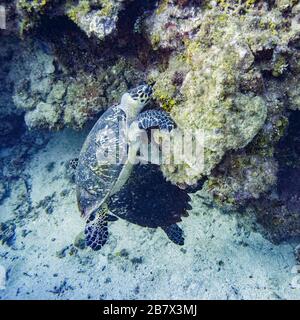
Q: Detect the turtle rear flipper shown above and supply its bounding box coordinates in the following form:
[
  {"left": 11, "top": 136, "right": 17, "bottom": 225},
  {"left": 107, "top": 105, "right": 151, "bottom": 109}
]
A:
[
  {"left": 161, "top": 224, "right": 184, "bottom": 246},
  {"left": 85, "top": 204, "right": 109, "bottom": 251}
]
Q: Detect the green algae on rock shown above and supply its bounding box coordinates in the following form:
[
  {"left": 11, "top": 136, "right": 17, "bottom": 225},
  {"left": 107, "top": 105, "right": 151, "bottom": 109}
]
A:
[
  {"left": 5, "top": 35, "right": 141, "bottom": 130},
  {"left": 147, "top": 1, "right": 300, "bottom": 191},
  {"left": 14, "top": 0, "right": 125, "bottom": 38},
  {"left": 67, "top": 0, "right": 124, "bottom": 40},
  {"left": 150, "top": 10, "right": 268, "bottom": 186}
]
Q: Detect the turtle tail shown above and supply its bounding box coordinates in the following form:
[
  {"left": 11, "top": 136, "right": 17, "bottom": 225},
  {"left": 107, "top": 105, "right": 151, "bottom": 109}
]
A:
[{"left": 85, "top": 203, "right": 109, "bottom": 251}]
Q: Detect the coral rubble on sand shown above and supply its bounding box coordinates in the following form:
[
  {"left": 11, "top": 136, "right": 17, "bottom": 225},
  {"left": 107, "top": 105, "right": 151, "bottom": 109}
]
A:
[{"left": 1, "top": 1, "right": 300, "bottom": 242}]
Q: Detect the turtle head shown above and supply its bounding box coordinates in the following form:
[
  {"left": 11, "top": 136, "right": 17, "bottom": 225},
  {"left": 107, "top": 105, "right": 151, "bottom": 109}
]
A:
[
  {"left": 128, "top": 84, "right": 153, "bottom": 106},
  {"left": 121, "top": 84, "right": 153, "bottom": 118}
]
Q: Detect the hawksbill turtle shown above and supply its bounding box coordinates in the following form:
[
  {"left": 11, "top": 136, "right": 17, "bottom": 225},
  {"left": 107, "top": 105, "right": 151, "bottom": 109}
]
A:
[{"left": 75, "top": 84, "right": 180, "bottom": 251}]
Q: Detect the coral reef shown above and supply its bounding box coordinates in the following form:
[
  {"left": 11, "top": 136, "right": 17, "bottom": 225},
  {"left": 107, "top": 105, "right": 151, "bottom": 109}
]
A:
[
  {"left": 68, "top": 0, "right": 128, "bottom": 41},
  {"left": 249, "top": 110, "right": 300, "bottom": 243},
  {"left": 147, "top": 2, "right": 299, "bottom": 187},
  {"left": 7, "top": 0, "right": 132, "bottom": 40},
  {"left": 3, "top": 31, "right": 141, "bottom": 130},
  {"left": 146, "top": 0, "right": 300, "bottom": 240},
  {"left": 205, "top": 152, "right": 278, "bottom": 206},
  {"left": 150, "top": 8, "right": 270, "bottom": 186},
  {"left": 143, "top": 0, "right": 203, "bottom": 50},
  {"left": 1, "top": 0, "right": 300, "bottom": 243},
  {"left": 2, "top": 0, "right": 143, "bottom": 130}
]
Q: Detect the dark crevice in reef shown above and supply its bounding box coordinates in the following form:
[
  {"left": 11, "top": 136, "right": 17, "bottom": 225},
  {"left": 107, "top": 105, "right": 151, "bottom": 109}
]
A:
[
  {"left": 254, "top": 48, "right": 273, "bottom": 63},
  {"left": 253, "top": 110, "right": 300, "bottom": 243},
  {"left": 34, "top": 15, "right": 110, "bottom": 75},
  {"left": 276, "top": 110, "right": 300, "bottom": 204},
  {"left": 31, "top": 0, "right": 160, "bottom": 75},
  {"left": 110, "top": 0, "right": 165, "bottom": 70},
  {"left": 115, "top": 0, "right": 157, "bottom": 49},
  {"left": 0, "top": 115, "right": 26, "bottom": 147},
  {"left": 0, "top": 36, "right": 26, "bottom": 147}
]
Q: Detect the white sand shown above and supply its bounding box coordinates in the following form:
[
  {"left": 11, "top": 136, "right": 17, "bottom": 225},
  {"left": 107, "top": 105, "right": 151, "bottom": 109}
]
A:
[{"left": 0, "top": 129, "right": 300, "bottom": 300}]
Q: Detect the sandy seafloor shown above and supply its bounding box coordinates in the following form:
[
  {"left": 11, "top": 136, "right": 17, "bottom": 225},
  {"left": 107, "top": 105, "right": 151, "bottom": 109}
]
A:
[{"left": 0, "top": 129, "right": 300, "bottom": 300}]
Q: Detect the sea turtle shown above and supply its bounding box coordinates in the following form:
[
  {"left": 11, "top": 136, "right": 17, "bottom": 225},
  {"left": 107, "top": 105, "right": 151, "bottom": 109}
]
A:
[{"left": 75, "top": 84, "right": 177, "bottom": 251}]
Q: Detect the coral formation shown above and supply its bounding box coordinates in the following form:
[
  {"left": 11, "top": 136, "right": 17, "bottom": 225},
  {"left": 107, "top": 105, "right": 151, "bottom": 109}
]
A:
[
  {"left": 248, "top": 110, "right": 300, "bottom": 243},
  {"left": 69, "top": 0, "right": 125, "bottom": 41},
  {"left": 10, "top": 0, "right": 132, "bottom": 40},
  {"left": 148, "top": 2, "right": 300, "bottom": 187},
  {"left": 143, "top": 0, "right": 203, "bottom": 50},
  {"left": 150, "top": 8, "right": 269, "bottom": 186},
  {"left": 1, "top": 0, "right": 300, "bottom": 242},
  {"left": 145, "top": 0, "right": 300, "bottom": 240},
  {"left": 3, "top": 33, "right": 141, "bottom": 130}
]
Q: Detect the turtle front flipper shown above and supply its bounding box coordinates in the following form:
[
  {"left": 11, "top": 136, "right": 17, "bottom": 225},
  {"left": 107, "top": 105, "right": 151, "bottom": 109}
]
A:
[
  {"left": 85, "top": 203, "right": 109, "bottom": 251},
  {"left": 137, "top": 109, "right": 176, "bottom": 132},
  {"left": 161, "top": 224, "right": 184, "bottom": 246},
  {"left": 133, "top": 110, "right": 176, "bottom": 164}
]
